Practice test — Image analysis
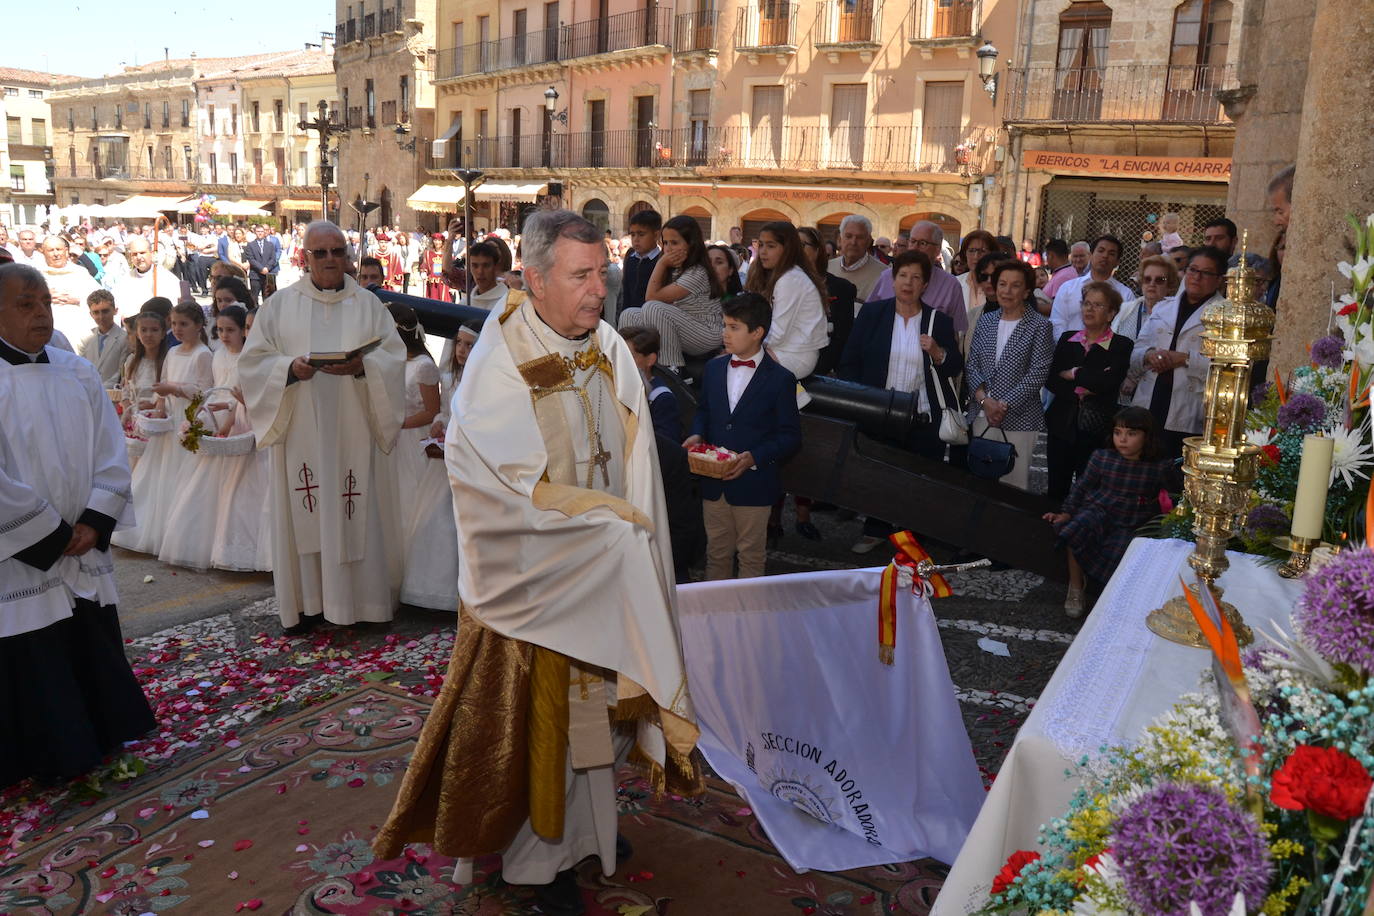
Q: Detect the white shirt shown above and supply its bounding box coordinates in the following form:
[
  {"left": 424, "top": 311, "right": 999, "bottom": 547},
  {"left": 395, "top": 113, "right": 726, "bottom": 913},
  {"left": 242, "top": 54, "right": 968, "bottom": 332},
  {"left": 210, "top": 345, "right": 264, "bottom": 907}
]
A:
[
  {"left": 885, "top": 309, "right": 929, "bottom": 414},
  {"left": 1049, "top": 273, "right": 1135, "bottom": 339},
  {"left": 995, "top": 317, "right": 1021, "bottom": 363},
  {"left": 726, "top": 348, "right": 761, "bottom": 413}
]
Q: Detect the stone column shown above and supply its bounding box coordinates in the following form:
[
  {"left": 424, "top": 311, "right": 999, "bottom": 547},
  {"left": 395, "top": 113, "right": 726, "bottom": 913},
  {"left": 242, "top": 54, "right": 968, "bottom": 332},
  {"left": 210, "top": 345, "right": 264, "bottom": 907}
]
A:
[{"left": 1274, "top": 0, "right": 1374, "bottom": 374}]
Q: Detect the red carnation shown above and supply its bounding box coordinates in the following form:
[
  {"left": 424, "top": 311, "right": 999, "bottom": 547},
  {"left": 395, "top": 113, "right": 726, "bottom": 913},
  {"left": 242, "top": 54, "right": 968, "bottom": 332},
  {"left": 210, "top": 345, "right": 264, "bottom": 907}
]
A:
[
  {"left": 1338, "top": 302, "right": 1359, "bottom": 317},
  {"left": 990, "top": 849, "right": 1040, "bottom": 896},
  {"left": 1271, "top": 744, "right": 1373, "bottom": 820},
  {"left": 1259, "top": 444, "right": 1281, "bottom": 466}
]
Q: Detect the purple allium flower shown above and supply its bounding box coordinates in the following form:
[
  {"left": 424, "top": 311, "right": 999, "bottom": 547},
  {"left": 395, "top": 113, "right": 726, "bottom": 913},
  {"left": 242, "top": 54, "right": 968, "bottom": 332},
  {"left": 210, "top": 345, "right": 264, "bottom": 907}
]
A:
[
  {"left": 1311, "top": 334, "right": 1346, "bottom": 369},
  {"left": 1296, "top": 547, "right": 1374, "bottom": 674},
  {"left": 1277, "top": 393, "right": 1327, "bottom": 431},
  {"left": 1112, "top": 783, "right": 1272, "bottom": 916},
  {"left": 1250, "top": 380, "right": 1273, "bottom": 404},
  {"left": 1243, "top": 503, "right": 1289, "bottom": 539}
]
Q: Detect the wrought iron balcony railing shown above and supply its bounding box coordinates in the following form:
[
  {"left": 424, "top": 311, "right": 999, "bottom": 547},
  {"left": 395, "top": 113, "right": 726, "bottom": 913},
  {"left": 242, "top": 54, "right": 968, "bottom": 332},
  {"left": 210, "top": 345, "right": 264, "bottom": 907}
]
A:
[
  {"left": 816, "top": 0, "right": 883, "bottom": 46},
  {"left": 1004, "top": 63, "right": 1238, "bottom": 124},
  {"left": 435, "top": 7, "right": 674, "bottom": 81},
  {"left": 422, "top": 124, "right": 973, "bottom": 174},
  {"left": 736, "top": 1, "right": 799, "bottom": 50},
  {"left": 674, "top": 8, "right": 720, "bottom": 52},
  {"left": 908, "top": 0, "right": 978, "bottom": 40}
]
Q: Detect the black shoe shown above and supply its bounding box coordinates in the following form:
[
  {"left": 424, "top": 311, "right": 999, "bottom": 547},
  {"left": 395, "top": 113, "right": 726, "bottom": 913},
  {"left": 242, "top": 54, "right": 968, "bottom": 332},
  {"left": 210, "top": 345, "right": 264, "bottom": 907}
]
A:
[
  {"left": 766, "top": 524, "right": 783, "bottom": 549},
  {"left": 616, "top": 833, "right": 633, "bottom": 863},
  {"left": 794, "top": 521, "right": 822, "bottom": 541},
  {"left": 282, "top": 615, "right": 322, "bottom": 636},
  {"left": 532, "top": 869, "right": 585, "bottom": 916}
]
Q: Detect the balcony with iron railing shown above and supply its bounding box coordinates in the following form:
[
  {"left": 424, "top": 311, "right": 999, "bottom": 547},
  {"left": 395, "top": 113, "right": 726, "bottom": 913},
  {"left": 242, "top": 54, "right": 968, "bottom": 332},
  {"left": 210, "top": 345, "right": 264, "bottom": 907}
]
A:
[
  {"left": 422, "top": 123, "right": 972, "bottom": 174},
  {"left": 1004, "top": 63, "right": 1238, "bottom": 124},
  {"left": 735, "top": 2, "right": 799, "bottom": 60},
  {"left": 435, "top": 8, "right": 673, "bottom": 82},
  {"left": 907, "top": 0, "right": 979, "bottom": 46},
  {"left": 816, "top": 0, "right": 884, "bottom": 56},
  {"left": 55, "top": 164, "right": 183, "bottom": 181},
  {"left": 362, "top": 13, "right": 377, "bottom": 38},
  {"left": 674, "top": 8, "right": 720, "bottom": 54}
]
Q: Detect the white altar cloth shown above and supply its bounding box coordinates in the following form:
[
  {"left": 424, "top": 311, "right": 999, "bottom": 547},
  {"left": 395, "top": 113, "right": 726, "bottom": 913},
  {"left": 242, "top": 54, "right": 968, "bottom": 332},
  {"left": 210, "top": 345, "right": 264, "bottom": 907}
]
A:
[
  {"left": 932, "top": 538, "right": 1304, "bottom": 914},
  {"left": 677, "top": 568, "right": 986, "bottom": 872}
]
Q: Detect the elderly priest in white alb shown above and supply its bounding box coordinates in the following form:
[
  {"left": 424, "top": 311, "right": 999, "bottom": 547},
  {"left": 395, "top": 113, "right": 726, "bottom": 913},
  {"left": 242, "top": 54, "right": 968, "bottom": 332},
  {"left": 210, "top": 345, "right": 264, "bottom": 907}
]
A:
[
  {"left": 0, "top": 263, "right": 155, "bottom": 789},
  {"left": 238, "top": 221, "right": 408, "bottom": 631}
]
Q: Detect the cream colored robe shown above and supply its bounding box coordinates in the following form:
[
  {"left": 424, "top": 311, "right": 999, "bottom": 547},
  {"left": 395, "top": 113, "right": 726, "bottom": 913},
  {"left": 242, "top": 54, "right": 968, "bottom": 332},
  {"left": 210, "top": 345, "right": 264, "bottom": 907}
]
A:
[
  {"left": 238, "top": 276, "right": 407, "bottom": 625},
  {"left": 444, "top": 298, "right": 698, "bottom": 883}
]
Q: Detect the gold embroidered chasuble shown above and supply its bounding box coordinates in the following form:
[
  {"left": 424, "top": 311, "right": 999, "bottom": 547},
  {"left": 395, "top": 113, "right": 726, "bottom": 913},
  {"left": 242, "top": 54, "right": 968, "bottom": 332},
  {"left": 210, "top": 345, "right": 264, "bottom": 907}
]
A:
[{"left": 373, "top": 299, "right": 703, "bottom": 862}]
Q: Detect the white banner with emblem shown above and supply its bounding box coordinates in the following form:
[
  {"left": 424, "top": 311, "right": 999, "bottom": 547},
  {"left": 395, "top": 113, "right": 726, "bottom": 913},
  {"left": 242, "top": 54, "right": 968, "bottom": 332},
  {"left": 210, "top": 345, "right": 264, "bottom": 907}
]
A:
[{"left": 677, "top": 568, "right": 985, "bottom": 872}]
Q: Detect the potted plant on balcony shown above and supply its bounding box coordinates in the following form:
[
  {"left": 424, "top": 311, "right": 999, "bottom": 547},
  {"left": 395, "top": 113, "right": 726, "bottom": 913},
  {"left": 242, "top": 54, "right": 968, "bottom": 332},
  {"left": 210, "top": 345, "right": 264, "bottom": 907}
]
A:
[{"left": 953, "top": 142, "right": 973, "bottom": 165}]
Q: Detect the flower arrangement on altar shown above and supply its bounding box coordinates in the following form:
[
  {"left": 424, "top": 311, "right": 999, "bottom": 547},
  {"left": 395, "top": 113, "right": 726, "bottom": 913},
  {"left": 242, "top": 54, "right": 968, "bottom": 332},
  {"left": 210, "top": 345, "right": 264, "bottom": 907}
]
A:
[
  {"left": 1152, "top": 215, "right": 1374, "bottom": 554},
  {"left": 978, "top": 548, "right": 1374, "bottom": 915}
]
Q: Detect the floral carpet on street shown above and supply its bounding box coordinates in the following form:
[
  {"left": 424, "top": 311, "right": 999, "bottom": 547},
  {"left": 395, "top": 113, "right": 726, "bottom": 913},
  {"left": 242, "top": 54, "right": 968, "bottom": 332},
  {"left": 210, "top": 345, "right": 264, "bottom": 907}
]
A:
[{"left": 1, "top": 605, "right": 947, "bottom": 915}]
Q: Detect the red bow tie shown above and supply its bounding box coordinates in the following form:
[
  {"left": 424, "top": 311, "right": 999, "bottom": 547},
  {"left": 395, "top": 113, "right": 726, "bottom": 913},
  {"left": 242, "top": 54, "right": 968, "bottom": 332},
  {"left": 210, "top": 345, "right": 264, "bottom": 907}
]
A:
[{"left": 730, "top": 358, "right": 756, "bottom": 369}]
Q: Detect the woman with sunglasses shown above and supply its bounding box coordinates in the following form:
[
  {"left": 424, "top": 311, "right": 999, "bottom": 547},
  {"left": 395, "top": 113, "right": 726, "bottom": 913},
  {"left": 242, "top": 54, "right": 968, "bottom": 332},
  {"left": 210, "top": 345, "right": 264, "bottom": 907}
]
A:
[{"left": 1113, "top": 255, "right": 1177, "bottom": 404}]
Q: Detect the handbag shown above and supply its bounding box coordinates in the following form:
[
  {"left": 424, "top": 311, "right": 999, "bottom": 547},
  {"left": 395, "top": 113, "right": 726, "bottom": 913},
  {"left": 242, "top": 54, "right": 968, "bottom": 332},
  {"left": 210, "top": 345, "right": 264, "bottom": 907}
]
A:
[
  {"left": 967, "top": 425, "right": 1017, "bottom": 480},
  {"left": 928, "top": 357, "right": 968, "bottom": 445}
]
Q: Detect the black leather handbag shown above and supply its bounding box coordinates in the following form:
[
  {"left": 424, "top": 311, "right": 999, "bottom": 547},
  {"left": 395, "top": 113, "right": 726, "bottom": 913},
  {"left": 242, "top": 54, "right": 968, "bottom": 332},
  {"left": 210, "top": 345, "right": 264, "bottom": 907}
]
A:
[{"left": 967, "top": 427, "right": 1017, "bottom": 480}]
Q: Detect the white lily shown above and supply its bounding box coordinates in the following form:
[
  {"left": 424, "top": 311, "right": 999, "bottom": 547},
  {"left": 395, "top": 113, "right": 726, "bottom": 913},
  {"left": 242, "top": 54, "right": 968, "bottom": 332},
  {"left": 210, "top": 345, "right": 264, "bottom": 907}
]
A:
[
  {"left": 1338, "top": 256, "right": 1374, "bottom": 289},
  {"left": 1344, "top": 332, "right": 1374, "bottom": 371},
  {"left": 1333, "top": 292, "right": 1357, "bottom": 314},
  {"left": 1330, "top": 423, "right": 1374, "bottom": 489},
  {"left": 1245, "top": 427, "right": 1275, "bottom": 448}
]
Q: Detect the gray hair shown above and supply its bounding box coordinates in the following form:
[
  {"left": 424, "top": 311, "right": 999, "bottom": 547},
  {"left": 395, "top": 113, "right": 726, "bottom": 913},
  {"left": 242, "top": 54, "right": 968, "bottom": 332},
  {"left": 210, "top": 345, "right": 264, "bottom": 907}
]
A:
[
  {"left": 520, "top": 210, "right": 603, "bottom": 275},
  {"left": 912, "top": 220, "right": 944, "bottom": 247},
  {"left": 304, "top": 219, "right": 345, "bottom": 244},
  {"left": 41, "top": 234, "right": 69, "bottom": 250},
  {"left": 1070, "top": 240, "right": 1092, "bottom": 254},
  {"left": 839, "top": 214, "right": 872, "bottom": 237},
  {"left": 0, "top": 262, "right": 46, "bottom": 294}
]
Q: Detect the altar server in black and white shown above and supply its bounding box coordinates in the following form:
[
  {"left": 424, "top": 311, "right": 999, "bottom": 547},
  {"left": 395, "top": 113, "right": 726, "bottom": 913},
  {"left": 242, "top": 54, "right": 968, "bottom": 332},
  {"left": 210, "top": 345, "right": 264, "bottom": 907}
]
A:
[{"left": 0, "top": 263, "right": 155, "bottom": 789}]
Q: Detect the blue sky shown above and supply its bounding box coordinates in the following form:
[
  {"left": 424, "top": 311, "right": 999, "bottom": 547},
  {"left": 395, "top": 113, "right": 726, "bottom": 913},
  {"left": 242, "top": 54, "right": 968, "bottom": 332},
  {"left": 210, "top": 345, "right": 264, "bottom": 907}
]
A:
[{"left": 8, "top": 2, "right": 333, "bottom": 79}]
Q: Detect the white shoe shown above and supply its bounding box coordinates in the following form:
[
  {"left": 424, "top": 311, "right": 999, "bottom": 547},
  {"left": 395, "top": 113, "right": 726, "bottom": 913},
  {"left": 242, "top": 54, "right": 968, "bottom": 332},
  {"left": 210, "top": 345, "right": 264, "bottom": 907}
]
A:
[
  {"left": 850, "top": 535, "right": 885, "bottom": 555},
  {"left": 1064, "top": 587, "right": 1085, "bottom": 618}
]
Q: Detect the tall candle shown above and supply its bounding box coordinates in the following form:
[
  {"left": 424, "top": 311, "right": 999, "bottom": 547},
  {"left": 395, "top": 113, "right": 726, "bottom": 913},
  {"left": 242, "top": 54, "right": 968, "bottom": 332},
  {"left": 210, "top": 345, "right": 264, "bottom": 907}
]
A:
[{"left": 1291, "top": 434, "right": 1334, "bottom": 540}]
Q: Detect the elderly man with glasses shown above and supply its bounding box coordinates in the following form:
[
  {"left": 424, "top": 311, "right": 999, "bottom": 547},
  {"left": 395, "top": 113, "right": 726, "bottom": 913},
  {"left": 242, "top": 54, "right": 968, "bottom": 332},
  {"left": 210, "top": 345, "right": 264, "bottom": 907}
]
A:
[
  {"left": 238, "top": 220, "right": 408, "bottom": 633},
  {"left": 1130, "top": 245, "right": 1229, "bottom": 460},
  {"left": 863, "top": 220, "right": 968, "bottom": 336}
]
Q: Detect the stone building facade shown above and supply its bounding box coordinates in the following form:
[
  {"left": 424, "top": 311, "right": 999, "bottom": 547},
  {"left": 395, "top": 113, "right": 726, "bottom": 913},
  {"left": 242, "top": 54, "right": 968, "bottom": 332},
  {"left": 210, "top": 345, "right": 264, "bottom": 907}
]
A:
[
  {"left": 0, "top": 68, "right": 77, "bottom": 227},
  {"left": 987, "top": 0, "right": 1246, "bottom": 281},
  {"left": 332, "top": 0, "right": 438, "bottom": 230},
  {"left": 417, "top": 0, "right": 1013, "bottom": 242}
]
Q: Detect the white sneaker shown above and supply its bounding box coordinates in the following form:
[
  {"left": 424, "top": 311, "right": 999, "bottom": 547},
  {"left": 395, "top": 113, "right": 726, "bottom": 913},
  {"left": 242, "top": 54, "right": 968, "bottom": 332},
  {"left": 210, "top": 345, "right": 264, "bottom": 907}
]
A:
[{"left": 850, "top": 535, "right": 885, "bottom": 555}]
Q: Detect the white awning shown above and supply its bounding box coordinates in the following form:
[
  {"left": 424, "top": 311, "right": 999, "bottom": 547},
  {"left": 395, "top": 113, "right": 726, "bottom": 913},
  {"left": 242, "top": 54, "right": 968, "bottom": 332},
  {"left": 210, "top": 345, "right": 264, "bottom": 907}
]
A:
[
  {"left": 407, "top": 183, "right": 466, "bottom": 213},
  {"left": 473, "top": 182, "right": 547, "bottom": 203},
  {"left": 102, "top": 195, "right": 188, "bottom": 219},
  {"left": 430, "top": 118, "right": 463, "bottom": 161},
  {"left": 215, "top": 199, "right": 271, "bottom": 217}
]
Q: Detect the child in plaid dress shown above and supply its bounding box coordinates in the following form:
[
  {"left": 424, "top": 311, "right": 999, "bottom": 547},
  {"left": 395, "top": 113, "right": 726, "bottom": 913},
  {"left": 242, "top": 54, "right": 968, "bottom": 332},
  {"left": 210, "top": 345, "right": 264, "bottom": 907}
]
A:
[{"left": 1043, "top": 407, "right": 1172, "bottom": 617}]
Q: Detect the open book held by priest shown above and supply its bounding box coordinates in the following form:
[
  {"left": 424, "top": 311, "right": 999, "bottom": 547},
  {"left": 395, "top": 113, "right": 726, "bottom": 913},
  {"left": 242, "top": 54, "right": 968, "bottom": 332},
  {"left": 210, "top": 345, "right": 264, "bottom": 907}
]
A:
[{"left": 308, "top": 336, "right": 383, "bottom": 367}]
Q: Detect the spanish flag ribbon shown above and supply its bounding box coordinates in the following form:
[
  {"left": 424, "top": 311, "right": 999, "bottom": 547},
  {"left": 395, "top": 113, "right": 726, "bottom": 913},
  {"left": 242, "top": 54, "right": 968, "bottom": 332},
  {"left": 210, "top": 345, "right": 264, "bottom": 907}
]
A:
[{"left": 877, "top": 532, "right": 953, "bottom": 666}]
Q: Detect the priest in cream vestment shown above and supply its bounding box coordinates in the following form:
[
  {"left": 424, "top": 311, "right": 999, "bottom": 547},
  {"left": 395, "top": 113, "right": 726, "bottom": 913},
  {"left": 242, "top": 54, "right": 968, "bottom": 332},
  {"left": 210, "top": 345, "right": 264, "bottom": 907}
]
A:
[
  {"left": 374, "top": 211, "right": 703, "bottom": 908},
  {"left": 239, "top": 221, "right": 408, "bottom": 628}
]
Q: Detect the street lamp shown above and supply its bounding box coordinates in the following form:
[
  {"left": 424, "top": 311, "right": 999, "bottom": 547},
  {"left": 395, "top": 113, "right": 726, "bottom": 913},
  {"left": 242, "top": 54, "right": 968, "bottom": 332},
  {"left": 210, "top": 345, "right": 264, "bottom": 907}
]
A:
[
  {"left": 976, "top": 41, "right": 1000, "bottom": 104},
  {"left": 454, "top": 166, "right": 484, "bottom": 301},
  {"left": 543, "top": 86, "right": 568, "bottom": 125},
  {"left": 393, "top": 123, "right": 417, "bottom": 153}
]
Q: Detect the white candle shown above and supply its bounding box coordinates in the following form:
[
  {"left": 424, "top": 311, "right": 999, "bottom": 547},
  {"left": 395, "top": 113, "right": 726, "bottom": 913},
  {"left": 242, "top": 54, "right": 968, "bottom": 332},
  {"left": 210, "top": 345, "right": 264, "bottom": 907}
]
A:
[{"left": 1291, "top": 434, "right": 1334, "bottom": 540}]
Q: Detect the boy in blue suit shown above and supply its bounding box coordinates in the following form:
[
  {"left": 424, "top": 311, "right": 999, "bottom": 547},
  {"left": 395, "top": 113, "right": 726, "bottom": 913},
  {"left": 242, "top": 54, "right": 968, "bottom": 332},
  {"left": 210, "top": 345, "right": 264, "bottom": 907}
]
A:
[{"left": 684, "top": 293, "right": 802, "bottom": 580}]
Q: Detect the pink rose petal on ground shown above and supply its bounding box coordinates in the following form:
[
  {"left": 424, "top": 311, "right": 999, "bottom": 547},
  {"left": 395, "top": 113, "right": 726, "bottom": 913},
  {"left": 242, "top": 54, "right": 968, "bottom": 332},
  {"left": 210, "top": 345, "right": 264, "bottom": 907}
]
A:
[
  {"left": 137, "top": 807, "right": 157, "bottom": 819},
  {"left": 227, "top": 870, "right": 239, "bottom": 879},
  {"left": 233, "top": 839, "right": 253, "bottom": 852},
  {"left": 197, "top": 840, "right": 215, "bottom": 848},
  {"left": 295, "top": 844, "right": 309, "bottom": 852}
]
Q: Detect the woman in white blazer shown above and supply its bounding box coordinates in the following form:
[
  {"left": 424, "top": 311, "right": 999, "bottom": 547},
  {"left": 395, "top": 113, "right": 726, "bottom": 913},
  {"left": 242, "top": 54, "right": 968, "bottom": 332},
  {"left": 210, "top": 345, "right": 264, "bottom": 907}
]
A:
[{"left": 1130, "top": 246, "right": 1229, "bottom": 459}]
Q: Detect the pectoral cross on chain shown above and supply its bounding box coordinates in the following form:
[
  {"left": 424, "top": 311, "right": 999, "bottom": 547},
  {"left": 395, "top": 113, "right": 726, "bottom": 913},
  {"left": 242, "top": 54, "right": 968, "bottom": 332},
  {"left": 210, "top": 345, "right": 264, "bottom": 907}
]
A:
[{"left": 589, "top": 435, "right": 612, "bottom": 488}]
